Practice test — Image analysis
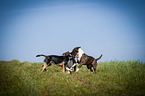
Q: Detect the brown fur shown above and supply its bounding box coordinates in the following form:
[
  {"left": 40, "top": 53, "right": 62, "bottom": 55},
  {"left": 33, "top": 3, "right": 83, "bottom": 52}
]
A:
[
  {"left": 78, "top": 54, "right": 102, "bottom": 73},
  {"left": 72, "top": 47, "right": 103, "bottom": 73}
]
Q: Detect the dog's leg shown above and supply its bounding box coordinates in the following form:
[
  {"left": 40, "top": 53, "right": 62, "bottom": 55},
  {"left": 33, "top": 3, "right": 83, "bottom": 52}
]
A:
[
  {"left": 67, "top": 63, "right": 78, "bottom": 71},
  {"left": 67, "top": 71, "right": 71, "bottom": 74},
  {"left": 66, "top": 67, "right": 72, "bottom": 71},
  {"left": 76, "top": 62, "right": 84, "bottom": 72},
  {"left": 93, "top": 66, "right": 97, "bottom": 73},
  {"left": 41, "top": 61, "right": 52, "bottom": 72},
  {"left": 87, "top": 65, "right": 93, "bottom": 72},
  {"left": 62, "top": 62, "right": 65, "bottom": 72},
  {"left": 93, "top": 62, "right": 97, "bottom": 73},
  {"left": 74, "top": 66, "right": 76, "bottom": 71},
  {"left": 65, "top": 67, "right": 71, "bottom": 74},
  {"left": 76, "top": 68, "right": 80, "bottom": 72},
  {"left": 90, "top": 67, "right": 93, "bottom": 72},
  {"left": 71, "top": 63, "right": 78, "bottom": 67},
  {"left": 41, "top": 62, "right": 47, "bottom": 72}
]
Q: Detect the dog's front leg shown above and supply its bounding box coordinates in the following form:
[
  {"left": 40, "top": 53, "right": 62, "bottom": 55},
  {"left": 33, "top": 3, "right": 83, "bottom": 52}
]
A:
[
  {"left": 62, "top": 62, "right": 65, "bottom": 72},
  {"left": 76, "top": 62, "right": 84, "bottom": 72},
  {"left": 65, "top": 67, "right": 72, "bottom": 74},
  {"left": 71, "top": 63, "right": 78, "bottom": 68},
  {"left": 66, "top": 67, "right": 73, "bottom": 71}
]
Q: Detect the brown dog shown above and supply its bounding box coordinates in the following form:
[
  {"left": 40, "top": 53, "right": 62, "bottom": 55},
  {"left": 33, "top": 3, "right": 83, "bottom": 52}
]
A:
[{"left": 72, "top": 47, "right": 103, "bottom": 73}]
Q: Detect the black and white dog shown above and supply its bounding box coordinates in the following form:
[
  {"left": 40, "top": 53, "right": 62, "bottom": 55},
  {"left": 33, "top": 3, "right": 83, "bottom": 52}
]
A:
[
  {"left": 72, "top": 47, "right": 103, "bottom": 73},
  {"left": 36, "top": 54, "right": 74, "bottom": 72},
  {"left": 62, "top": 51, "right": 78, "bottom": 73}
]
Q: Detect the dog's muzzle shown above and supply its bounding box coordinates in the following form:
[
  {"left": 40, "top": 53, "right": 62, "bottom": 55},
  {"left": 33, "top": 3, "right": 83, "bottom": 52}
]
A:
[{"left": 75, "top": 54, "right": 79, "bottom": 58}]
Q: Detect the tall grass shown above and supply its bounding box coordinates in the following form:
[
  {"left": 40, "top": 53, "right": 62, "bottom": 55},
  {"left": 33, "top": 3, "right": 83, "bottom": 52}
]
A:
[{"left": 0, "top": 60, "right": 145, "bottom": 96}]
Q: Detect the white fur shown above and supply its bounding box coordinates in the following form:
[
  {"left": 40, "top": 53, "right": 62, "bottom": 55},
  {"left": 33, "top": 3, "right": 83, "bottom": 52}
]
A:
[
  {"left": 77, "top": 48, "right": 84, "bottom": 62},
  {"left": 71, "top": 63, "right": 78, "bottom": 67},
  {"left": 76, "top": 68, "right": 80, "bottom": 72},
  {"left": 67, "top": 71, "right": 71, "bottom": 74},
  {"left": 66, "top": 67, "right": 72, "bottom": 71}
]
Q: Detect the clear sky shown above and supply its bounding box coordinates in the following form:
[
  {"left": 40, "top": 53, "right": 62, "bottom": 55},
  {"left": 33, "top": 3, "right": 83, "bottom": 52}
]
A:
[{"left": 0, "top": 0, "right": 145, "bottom": 63}]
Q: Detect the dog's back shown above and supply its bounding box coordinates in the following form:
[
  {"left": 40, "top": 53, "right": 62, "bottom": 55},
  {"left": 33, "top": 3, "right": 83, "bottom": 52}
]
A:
[{"left": 80, "top": 54, "right": 95, "bottom": 64}]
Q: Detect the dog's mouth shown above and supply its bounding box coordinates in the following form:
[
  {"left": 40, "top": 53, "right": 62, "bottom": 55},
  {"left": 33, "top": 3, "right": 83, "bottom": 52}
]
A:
[{"left": 75, "top": 54, "right": 79, "bottom": 58}]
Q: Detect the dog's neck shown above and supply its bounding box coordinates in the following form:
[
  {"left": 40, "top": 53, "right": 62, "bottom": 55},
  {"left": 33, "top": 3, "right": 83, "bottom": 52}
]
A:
[{"left": 78, "top": 48, "right": 84, "bottom": 62}]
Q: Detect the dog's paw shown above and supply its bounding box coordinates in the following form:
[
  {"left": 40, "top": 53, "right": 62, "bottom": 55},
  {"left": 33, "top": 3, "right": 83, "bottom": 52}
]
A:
[
  {"left": 76, "top": 68, "right": 80, "bottom": 72},
  {"left": 67, "top": 71, "right": 71, "bottom": 74}
]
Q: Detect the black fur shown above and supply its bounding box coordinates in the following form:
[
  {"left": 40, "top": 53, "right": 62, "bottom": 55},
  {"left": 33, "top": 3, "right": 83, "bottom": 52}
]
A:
[
  {"left": 36, "top": 54, "right": 73, "bottom": 72},
  {"left": 36, "top": 54, "right": 72, "bottom": 66}
]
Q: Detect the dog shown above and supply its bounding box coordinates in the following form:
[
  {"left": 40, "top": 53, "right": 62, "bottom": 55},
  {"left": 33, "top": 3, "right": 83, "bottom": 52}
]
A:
[
  {"left": 72, "top": 47, "right": 103, "bottom": 73},
  {"left": 62, "top": 51, "right": 78, "bottom": 73},
  {"left": 36, "top": 54, "right": 73, "bottom": 72},
  {"left": 62, "top": 51, "right": 71, "bottom": 56}
]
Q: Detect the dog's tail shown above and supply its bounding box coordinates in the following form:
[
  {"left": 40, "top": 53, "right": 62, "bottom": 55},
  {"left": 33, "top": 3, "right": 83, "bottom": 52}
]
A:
[
  {"left": 36, "top": 54, "right": 47, "bottom": 57},
  {"left": 96, "top": 54, "right": 103, "bottom": 61}
]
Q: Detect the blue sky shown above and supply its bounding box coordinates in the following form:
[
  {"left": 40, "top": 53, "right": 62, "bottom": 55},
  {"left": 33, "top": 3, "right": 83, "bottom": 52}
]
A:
[{"left": 0, "top": 0, "right": 145, "bottom": 63}]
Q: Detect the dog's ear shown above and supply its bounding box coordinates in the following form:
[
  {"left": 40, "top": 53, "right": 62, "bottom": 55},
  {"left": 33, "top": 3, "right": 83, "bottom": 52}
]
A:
[
  {"left": 62, "top": 51, "right": 71, "bottom": 55},
  {"left": 69, "top": 54, "right": 72, "bottom": 56},
  {"left": 69, "top": 56, "right": 72, "bottom": 59},
  {"left": 77, "top": 46, "right": 81, "bottom": 49},
  {"left": 68, "top": 54, "right": 73, "bottom": 59}
]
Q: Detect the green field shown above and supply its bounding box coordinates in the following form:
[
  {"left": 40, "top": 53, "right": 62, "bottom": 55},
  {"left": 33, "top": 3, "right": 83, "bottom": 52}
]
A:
[{"left": 0, "top": 60, "right": 145, "bottom": 96}]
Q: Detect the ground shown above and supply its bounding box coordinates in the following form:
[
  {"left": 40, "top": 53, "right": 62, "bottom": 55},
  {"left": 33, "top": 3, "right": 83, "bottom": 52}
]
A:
[{"left": 0, "top": 60, "right": 145, "bottom": 96}]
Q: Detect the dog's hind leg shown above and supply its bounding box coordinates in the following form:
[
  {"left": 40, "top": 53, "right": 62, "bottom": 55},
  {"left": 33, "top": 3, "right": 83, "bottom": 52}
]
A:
[
  {"left": 87, "top": 65, "right": 93, "bottom": 72},
  {"left": 41, "top": 61, "right": 52, "bottom": 72},
  {"left": 41, "top": 62, "right": 47, "bottom": 72},
  {"left": 93, "top": 62, "right": 97, "bottom": 73}
]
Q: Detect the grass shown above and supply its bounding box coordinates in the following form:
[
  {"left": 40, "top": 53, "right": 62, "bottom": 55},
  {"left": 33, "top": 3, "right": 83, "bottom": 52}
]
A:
[{"left": 0, "top": 60, "right": 145, "bottom": 96}]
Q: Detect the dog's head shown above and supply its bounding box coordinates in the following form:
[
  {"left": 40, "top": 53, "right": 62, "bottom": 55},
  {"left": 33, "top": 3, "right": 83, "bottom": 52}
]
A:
[
  {"left": 62, "top": 51, "right": 71, "bottom": 56},
  {"left": 71, "top": 46, "right": 84, "bottom": 62},
  {"left": 71, "top": 47, "right": 81, "bottom": 58},
  {"left": 62, "top": 51, "right": 74, "bottom": 60}
]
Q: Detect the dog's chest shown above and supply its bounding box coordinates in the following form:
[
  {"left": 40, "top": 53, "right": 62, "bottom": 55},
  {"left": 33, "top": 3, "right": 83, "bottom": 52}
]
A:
[
  {"left": 67, "top": 60, "right": 74, "bottom": 68},
  {"left": 80, "top": 54, "right": 87, "bottom": 61}
]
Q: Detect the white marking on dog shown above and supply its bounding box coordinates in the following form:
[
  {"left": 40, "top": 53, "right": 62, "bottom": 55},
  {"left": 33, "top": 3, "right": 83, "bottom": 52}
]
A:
[
  {"left": 66, "top": 67, "right": 72, "bottom": 71},
  {"left": 71, "top": 63, "right": 78, "bottom": 68},
  {"left": 67, "top": 71, "right": 71, "bottom": 74},
  {"left": 76, "top": 68, "right": 80, "bottom": 72},
  {"left": 78, "top": 48, "right": 84, "bottom": 62},
  {"left": 66, "top": 67, "right": 72, "bottom": 74}
]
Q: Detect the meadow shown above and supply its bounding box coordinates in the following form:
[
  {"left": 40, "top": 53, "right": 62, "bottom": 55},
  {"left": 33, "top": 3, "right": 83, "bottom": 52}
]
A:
[{"left": 0, "top": 60, "right": 145, "bottom": 96}]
